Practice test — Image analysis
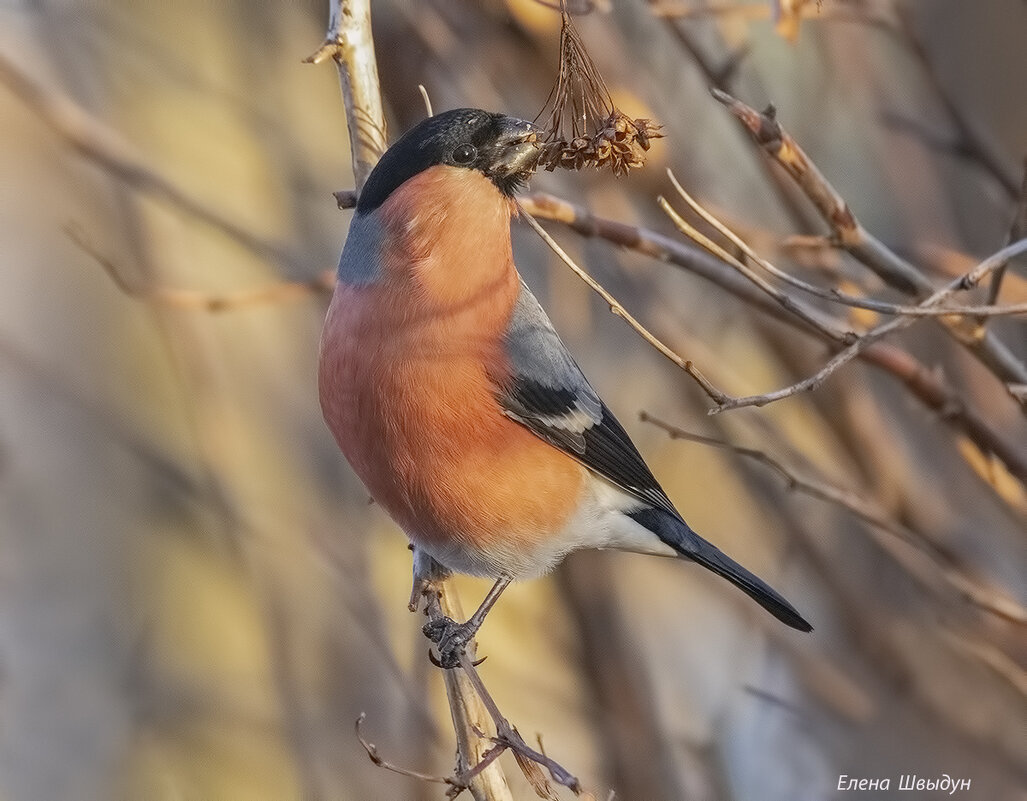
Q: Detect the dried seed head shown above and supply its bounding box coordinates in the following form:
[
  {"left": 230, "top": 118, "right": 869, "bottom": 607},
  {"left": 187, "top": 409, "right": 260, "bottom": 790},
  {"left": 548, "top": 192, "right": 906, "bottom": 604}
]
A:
[{"left": 535, "top": 5, "right": 663, "bottom": 175}]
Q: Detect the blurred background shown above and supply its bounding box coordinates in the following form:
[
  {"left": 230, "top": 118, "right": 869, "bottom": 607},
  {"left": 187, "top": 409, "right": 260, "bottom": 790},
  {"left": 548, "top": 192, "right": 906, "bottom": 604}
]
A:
[{"left": 1, "top": 1, "right": 1025, "bottom": 799}]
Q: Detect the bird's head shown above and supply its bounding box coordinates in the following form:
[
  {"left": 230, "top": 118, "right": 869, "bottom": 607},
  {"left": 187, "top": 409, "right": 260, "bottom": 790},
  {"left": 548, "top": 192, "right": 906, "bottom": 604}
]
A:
[{"left": 356, "top": 109, "right": 540, "bottom": 214}]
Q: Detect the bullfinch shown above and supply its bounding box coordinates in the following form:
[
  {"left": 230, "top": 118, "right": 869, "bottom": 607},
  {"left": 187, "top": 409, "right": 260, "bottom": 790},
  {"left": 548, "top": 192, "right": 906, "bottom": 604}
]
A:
[{"left": 319, "top": 109, "right": 811, "bottom": 662}]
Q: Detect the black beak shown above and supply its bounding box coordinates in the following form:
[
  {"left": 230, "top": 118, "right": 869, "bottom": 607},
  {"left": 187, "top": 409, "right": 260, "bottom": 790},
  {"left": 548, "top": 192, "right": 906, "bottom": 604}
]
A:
[{"left": 490, "top": 116, "right": 541, "bottom": 180}]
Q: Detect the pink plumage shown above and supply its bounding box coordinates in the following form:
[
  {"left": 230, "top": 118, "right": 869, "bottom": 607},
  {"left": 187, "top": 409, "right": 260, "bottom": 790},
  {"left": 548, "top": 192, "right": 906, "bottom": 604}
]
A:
[{"left": 319, "top": 166, "right": 585, "bottom": 577}]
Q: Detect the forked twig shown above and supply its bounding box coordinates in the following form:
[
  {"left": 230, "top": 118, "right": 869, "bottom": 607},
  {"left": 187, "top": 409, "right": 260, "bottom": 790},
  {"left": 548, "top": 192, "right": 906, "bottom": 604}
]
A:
[
  {"left": 663, "top": 172, "right": 1027, "bottom": 318},
  {"left": 710, "top": 238, "right": 1027, "bottom": 413},
  {"left": 418, "top": 577, "right": 591, "bottom": 799}
]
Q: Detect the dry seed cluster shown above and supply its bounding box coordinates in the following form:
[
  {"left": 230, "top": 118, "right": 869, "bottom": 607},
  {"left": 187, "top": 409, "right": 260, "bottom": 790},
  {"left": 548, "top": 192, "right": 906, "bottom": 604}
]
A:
[{"left": 538, "top": 111, "right": 662, "bottom": 176}]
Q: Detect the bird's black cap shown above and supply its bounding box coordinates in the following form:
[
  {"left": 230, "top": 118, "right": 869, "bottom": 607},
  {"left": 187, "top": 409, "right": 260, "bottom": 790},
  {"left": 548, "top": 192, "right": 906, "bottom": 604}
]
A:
[{"left": 356, "top": 108, "right": 539, "bottom": 214}]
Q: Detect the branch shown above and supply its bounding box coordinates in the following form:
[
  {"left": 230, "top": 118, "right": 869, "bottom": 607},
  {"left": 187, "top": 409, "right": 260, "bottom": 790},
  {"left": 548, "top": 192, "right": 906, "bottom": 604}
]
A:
[
  {"left": 66, "top": 224, "right": 335, "bottom": 311},
  {"left": 305, "top": 0, "right": 388, "bottom": 190},
  {"left": 711, "top": 238, "right": 1027, "bottom": 413},
  {"left": 307, "top": 4, "right": 516, "bottom": 798},
  {"left": 355, "top": 714, "right": 457, "bottom": 789},
  {"left": 663, "top": 174, "right": 1027, "bottom": 319},
  {"left": 418, "top": 574, "right": 593, "bottom": 799},
  {"left": 711, "top": 89, "right": 1027, "bottom": 403}
]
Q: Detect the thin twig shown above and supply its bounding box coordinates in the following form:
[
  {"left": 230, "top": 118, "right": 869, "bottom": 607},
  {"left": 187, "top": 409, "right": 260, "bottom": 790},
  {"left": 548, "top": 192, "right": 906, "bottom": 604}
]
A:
[
  {"left": 456, "top": 651, "right": 585, "bottom": 798},
  {"left": 66, "top": 224, "right": 335, "bottom": 311},
  {"left": 305, "top": 0, "right": 388, "bottom": 190},
  {"left": 355, "top": 714, "right": 455, "bottom": 788},
  {"left": 712, "top": 238, "right": 1027, "bottom": 413},
  {"left": 664, "top": 173, "right": 1027, "bottom": 318},
  {"left": 415, "top": 568, "right": 514, "bottom": 800},
  {"left": 657, "top": 194, "right": 858, "bottom": 336},
  {"left": 516, "top": 203, "right": 731, "bottom": 406}
]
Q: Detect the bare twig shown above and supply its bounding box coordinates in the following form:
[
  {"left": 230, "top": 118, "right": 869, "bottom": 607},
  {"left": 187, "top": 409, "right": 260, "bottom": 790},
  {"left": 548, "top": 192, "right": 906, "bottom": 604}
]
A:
[
  {"left": 455, "top": 651, "right": 585, "bottom": 798},
  {"left": 663, "top": 174, "right": 1027, "bottom": 318},
  {"left": 658, "top": 194, "right": 857, "bottom": 337},
  {"left": 712, "top": 238, "right": 1027, "bottom": 413},
  {"left": 420, "top": 578, "right": 514, "bottom": 801},
  {"left": 516, "top": 203, "right": 732, "bottom": 406},
  {"left": 711, "top": 89, "right": 1027, "bottom": 401},
  {"left": 355, "top": 714, "right": 455, "bottom": 788},
  {"left": 640, "top": 412, "right": 1027, "bottom": 625},
  {"left": 305, "top": 0, "right": 388, "bottom": 190},
  {"left": 66, "top": 224, "right": 335, "bottom": 311},
  {"left": 420, "top": 575, "right": 594, "bottom": 799}
]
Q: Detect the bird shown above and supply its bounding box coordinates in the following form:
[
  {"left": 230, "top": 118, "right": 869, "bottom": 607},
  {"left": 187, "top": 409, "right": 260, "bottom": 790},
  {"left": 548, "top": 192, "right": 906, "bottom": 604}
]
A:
[{"left": 319, "top": 108, "right": 811, "bottom": 664}]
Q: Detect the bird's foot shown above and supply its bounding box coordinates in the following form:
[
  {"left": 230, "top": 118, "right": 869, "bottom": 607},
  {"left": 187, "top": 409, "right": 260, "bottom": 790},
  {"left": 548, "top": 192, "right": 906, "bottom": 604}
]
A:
[{"left": 422, "top": 616, "right": 482, "bottom": 670}]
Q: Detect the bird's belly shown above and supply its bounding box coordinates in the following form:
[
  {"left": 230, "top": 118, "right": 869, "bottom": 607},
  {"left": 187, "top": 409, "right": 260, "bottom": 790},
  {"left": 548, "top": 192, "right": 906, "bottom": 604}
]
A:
[{"left": 319, "top": 290, "right": 587, "bottom": 578}]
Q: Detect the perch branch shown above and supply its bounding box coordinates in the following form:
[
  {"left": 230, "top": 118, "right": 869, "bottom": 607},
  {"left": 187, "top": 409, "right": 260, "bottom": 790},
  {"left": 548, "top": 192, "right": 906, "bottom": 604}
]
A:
[
  {"left": 309, "top": 3, "right": 515, "bottom": 798},
  {"left": 419, "top": 574, "right": 592, "bottom": 799},
  {"left": 305, "top": 0, "right": 388, "bottom": 189}
]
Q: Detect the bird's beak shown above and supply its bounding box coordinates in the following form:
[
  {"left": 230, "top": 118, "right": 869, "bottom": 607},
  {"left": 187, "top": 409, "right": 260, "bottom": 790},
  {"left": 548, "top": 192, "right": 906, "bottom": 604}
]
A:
[{"left": 490, "top": 116, "right": 541, "bottom": 179}]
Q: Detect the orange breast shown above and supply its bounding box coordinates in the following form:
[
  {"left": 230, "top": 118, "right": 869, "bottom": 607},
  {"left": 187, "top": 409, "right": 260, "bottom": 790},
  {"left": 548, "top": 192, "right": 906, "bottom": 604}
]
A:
[{"left": 319, "top": 167, "right": 584, "bottom": 562}]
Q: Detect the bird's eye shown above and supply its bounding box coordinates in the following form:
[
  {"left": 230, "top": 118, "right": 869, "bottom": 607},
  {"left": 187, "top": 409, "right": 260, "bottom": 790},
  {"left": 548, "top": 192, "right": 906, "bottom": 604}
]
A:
[{"left": 452, "top": 144, "right": 477, "bottom": 164}]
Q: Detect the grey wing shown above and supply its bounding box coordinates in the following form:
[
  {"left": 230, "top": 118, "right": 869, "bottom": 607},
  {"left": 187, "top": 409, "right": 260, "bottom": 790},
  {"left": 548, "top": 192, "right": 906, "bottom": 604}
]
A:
[{"left": 495, "top": 281, "right": 678, "bottom": 517}]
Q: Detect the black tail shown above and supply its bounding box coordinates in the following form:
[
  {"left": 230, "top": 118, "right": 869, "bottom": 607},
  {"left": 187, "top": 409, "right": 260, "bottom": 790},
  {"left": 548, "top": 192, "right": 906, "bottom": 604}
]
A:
[{"left": 629, "top": 508, "right": 813, "bottom": 632}]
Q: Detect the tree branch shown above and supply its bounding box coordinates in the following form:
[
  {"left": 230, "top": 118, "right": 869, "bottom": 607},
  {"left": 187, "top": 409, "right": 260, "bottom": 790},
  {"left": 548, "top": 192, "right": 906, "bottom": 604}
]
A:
[
  {"left": 710, "top": 238, "right": 1027, "bottom": 413},
  {"left": 711, "top": 88, "right": 1027, "bottom": 404},
  {"left": 305, "top": 0, "right": 388, "bottom": 190}
]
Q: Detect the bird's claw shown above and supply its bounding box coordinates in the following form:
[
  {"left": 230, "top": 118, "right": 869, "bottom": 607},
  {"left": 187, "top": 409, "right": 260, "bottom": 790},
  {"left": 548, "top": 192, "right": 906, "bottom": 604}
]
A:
[{"left": 423, "top": 616, "right": 479, "bottom": 669}]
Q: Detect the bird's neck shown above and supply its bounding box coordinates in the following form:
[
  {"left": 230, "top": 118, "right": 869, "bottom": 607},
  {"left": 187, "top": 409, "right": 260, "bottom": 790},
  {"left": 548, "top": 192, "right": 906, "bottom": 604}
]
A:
[{"left": 378, "top": 166, "right": 518, "bottom": 310}]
